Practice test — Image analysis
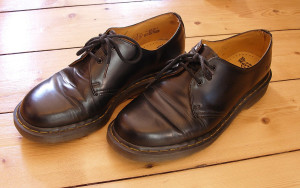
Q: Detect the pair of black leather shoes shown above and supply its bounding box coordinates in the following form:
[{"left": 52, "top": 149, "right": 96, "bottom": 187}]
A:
[{"left": 14, "top": 12, "right": 272, "bottom": 161}]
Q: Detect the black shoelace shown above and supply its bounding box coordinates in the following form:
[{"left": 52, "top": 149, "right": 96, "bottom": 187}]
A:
[
  {"left": 146, "top": 52, "right": 215, "bottom": 88},
  {"left": 76, "top": 30, "right": 143, "bottom": 75}
]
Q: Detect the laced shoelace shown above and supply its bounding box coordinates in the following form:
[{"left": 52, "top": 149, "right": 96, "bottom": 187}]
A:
[
  {"left": 76, "top": 30, "right": 143, "bottom": 75},
  {"left": 146, "top": 52, "right": 215, "bottom": 88}
]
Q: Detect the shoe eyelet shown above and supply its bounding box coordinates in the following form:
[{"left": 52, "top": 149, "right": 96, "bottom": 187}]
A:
[
  {"left": 206, "top": 74, "right": 212, "bottom": 81},
  {"left": 211, "top": 65, "right": 216, "bottom": 71},
  {"left": 197, "top": 80, "right": 203, "bottom": 86},
  {"left": 96, "top": 58, "right": 103, "bottom": 64}
]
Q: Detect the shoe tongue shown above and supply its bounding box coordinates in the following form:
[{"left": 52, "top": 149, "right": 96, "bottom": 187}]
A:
[{"left": 190, "top": 41, "right": 218, "bottom": 61}]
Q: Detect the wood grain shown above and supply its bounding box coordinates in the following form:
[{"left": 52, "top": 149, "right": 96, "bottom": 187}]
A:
[
  {"left": 0, "top": 0, "right": 154, "bottom": 12},
  {"left": 1, "top": 79, "right": 300, "bottom": 187},
  {"left": 98, "top": 151, "right": 300, "bottom": 188},
  {"left": 1, "top": 0, "right": 300, "bottom": 187},
  {"left": 1, "top": 0, "right": 300, "bottom": 54},
  {"left": 1, "top": 30, "right": 300, "bottom": 113}
]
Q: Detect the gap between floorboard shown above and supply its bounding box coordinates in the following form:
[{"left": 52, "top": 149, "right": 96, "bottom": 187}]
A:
[
  {"left": 64, "top": 149, "right": 300, "bottom": 187},
  {"left": 0, "top": 0, "right": 160, "bottom": 14},
  {"left": 1, "top": 28, "right": 300, "bottom": 56}
]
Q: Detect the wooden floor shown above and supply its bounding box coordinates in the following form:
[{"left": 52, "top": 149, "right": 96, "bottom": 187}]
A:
[{"left": 1, "top": 0, "right": 300, "bottom": 187}]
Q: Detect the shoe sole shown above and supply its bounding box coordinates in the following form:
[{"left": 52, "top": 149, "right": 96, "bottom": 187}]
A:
[
  {"left": 13, "top": 73, "right": 157, "bottom": 143},
  {"left": 107, "top": 70, "right": 272, "bottom": 162}
]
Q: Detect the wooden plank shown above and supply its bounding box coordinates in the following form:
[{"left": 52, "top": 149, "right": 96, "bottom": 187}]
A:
[
  {"left": 98, "top": 151, "right": 300, "bottom": 188},
  {"left": 1, "top": 30, "right": 300, "bottom": 113},
  {"left": 1, "top": 79, "right": 300, "bottom": 187},
  {"left": 1, "top": 0, "right": 300, "bottom": 54},
  {"left": 0, "top": 0, "right": 154, "bottom": 13},
  {"left": 0, "top": 48, "right": 76, "bottom": 113}
]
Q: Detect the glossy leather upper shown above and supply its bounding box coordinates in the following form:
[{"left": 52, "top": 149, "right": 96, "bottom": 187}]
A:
[
  {"left": 20, "top": 13, "right": 185, "bottom": 128},
  {"left": 113, "top": 30, "right": 272, "bottom": 147}
]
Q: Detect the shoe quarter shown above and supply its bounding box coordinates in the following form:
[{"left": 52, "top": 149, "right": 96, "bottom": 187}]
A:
[
  {"left": 89, "top": 38, "right": 138, "bottom": 95},
  {"left": 189, "top": 57, "right": 262, "bottom": 130}
]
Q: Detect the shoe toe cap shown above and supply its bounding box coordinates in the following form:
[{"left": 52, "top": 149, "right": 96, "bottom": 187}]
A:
[
  {"left": 19, "top": 78, "right": 80, "bottom": 128},
  {"left": 112, "top": 97, "right": 182, "bottom": 147}
]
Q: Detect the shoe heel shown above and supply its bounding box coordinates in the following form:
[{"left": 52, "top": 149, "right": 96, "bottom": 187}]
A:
[{"left": 243, "top": 82, "right": 269, "bottom": 109}]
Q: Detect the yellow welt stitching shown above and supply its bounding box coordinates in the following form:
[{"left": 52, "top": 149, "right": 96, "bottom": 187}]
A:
[
  {"left": 16, "top": 111, "right": 48, "bottom": 134},
  {"left": 110, "top": 73, "right": 270, "bottom": 153}
]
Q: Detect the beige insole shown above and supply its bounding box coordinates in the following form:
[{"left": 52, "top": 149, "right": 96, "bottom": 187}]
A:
[
  {"left": 227, "top": 51, "right": 260, "bottom": 68},
  {"left": 112, "top": 13, "right": 180, "bottom": 51},
  {"left": 141, "top": 39, "right": 168, "bottom": 50}
]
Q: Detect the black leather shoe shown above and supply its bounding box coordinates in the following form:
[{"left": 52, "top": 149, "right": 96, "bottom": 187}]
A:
[
  {"left": 107, "top": 30, "right": 272, "bottom": 161},
  {"left": 14, "top": 12, "right": 185, "bottom": 143}
]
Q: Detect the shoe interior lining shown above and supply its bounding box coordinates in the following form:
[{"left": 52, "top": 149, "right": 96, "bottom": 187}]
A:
[
  {"left": 111, "top": 13, "right": 180, "bottom": 50},
  {"left": 203, "top": 30, "right": 271, "bottom": 68}
]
